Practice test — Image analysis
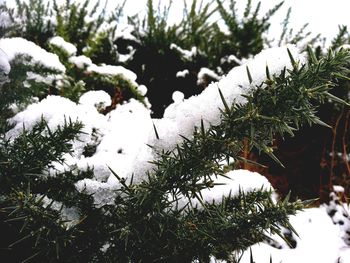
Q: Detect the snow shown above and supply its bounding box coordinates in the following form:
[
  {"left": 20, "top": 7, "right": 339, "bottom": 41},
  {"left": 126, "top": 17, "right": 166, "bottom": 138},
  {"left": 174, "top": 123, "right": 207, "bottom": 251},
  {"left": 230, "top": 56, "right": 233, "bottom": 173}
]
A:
[
  {"left": 326, "top": 190, "right": 350, "bottom": 245},
  {"left": 114, "top": 23, "right": 137, "bottom": 42},
  {"left": 75, "top": 178, "right": 118, "bottom": 206},
  {"left": 5, "top": 94, "right": 152, "bottom": 206},
  {"left": 170, "top": 43, "right": 197, "bottom": 60},
  {"left": 0, "top": 38, "right": 66, "bottom": 72},
  {"left": 137, "top": 85, "right": 148, "bottom": 96},
  {"left": 0, "top": 47, "right": 10, "bottom": 75},
  {"left": 38, "top": 194, "right": 80, "bottom": 230},
  {"left": 87, "top": 64, "right": 137, "bottom": 82},
  {"left": 227, "top": 54, "right": 243, "bottom": 65},
  {"left": 6, "top": 45, "right": 304, "bottom": 206},
  {"left": 6, "top": 95, "right": 107, "bottom": 164},
  {"left": 69, "top": 55, "right": 93, "bottom": 69},
  {"left": 49, "top": 36, "right": 77, "bottom": 56},
  {"left": 99, "top": 21, "right": 137, "bottom": 42},
  {"left": 0, "top": 11, "right": 11, "bottom": 28},
  {"left": 197, "top": 67, "right": 221, "bottom": 85},
  {"left": 156, "top": 44, "right": 304, "bottom": 157},
  {"left": 182, "top": 169, "right": 273, "bottom": 208},
  {"left": 118, "top": 48, "right": 136, "bottom": 63},
  {"left": 79, "top": 90, "right": 111, "bottom": 111},
  {"left": 172, "top": 91, "right": 184, "bottom": 103},
  {"left": 232, "top": 185, "right": 350, "bottom": 262},
  {"left": 176, "top": 69, "right": 189, "bottom": 78},
  {"left": 333, "top": 185, "right": 345, "bottom": 193},
  {"left": 26, "top": 71, "right": 56, "bottom": 85},
  {"left": 100, "top": 243, "right": 111, "bottom": 253},
  {"left": 239, "top": 206, "right": 350, "bottom": 263}
]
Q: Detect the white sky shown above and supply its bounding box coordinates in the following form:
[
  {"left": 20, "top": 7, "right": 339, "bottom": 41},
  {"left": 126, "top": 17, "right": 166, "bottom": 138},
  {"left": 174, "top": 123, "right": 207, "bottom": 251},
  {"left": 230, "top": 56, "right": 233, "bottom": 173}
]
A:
[
  {"left": 5, "top": 0, "right": 350, "bottom": 44},
  {"left": 114, "top": 0, "right": 350, "bottom": 44}
]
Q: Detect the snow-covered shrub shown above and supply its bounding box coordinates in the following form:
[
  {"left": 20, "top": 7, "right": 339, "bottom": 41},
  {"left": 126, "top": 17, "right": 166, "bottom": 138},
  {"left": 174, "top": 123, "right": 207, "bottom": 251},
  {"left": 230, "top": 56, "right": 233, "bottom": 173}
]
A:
[
  {"left": 0, "top": 0, "right": 55, "bottom": 47},
  {"left": 1, "top": 28, "right": 350, "bottom": 261},
  {"left": 1, "top": 0, "right": 350, "bottom": 262},
  {"left": 124, "top": 0, "right": 291, "bottom": 117}
]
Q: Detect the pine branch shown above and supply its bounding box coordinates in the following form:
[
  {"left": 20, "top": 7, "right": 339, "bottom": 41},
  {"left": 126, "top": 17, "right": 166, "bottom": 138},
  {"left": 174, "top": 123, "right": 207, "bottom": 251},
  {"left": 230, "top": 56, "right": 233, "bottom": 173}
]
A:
[
  {"left": 95, "top": 48, "right": 350, "bottom": 261},
  {"left": 0, "top": 118, "right": 83, "bottom": 193}
]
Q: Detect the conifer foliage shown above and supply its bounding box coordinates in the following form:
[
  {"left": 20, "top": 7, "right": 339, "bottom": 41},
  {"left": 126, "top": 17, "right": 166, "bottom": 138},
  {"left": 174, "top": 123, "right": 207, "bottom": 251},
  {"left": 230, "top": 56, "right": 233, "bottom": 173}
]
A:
[{"left": 0, "top": 0, "right": 350, "bottom": 262}]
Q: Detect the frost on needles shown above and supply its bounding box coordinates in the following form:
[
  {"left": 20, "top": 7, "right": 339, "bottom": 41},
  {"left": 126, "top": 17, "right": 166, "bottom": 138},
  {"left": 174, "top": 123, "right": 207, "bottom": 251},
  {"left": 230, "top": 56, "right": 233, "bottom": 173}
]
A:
[{"left": 1, "top": 36, "right": 350, "bottom": 262}]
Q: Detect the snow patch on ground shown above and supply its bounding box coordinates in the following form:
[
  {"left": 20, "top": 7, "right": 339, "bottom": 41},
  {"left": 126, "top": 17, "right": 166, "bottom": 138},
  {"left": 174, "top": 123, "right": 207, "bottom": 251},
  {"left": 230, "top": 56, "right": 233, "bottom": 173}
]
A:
[{"left": 240, "top": 207, "right": 350, "bottom": 263}]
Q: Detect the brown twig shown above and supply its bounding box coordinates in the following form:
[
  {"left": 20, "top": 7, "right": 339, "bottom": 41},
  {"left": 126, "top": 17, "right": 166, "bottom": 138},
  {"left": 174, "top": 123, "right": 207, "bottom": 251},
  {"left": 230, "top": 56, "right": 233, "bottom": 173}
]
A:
[
  {"left": 330, "top": 109, "right": 344, "bottom": 183},
  {"left": 342, "top": 110, "right": 350, "bottom": 176},
  {"left": 242, "top": 138, "right": 249, "bottom": 169},
  {"left": 319, "top": 142, "right": 330, "bottom": 203}
]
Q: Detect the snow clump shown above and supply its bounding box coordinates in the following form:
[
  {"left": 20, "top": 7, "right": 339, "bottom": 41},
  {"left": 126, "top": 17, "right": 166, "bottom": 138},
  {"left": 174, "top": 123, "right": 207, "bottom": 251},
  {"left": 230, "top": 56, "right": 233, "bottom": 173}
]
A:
[
  {"left": 170, "top": 43, "right": 197, "bottom": 60},
  {"left": 172, "top": 91, "right": 185, "bottom": 103},
  {"left": 79, "top": 90, "right": 112, "bottom": 111},
  {"left": 182, "top": 169, "right": 273, "bottom": 209},
  {"left": 49, "top": 36, "right": 77, "bottom": 56},
  {"left": 176, "top": 69, "right": 189, "bottom": 78},
  {"left": 0, "top": 37, "right": 65, "bottom": 72},
  {"left": 0, "top": 47, "right": 10, "bottom": 75},
  {"left": 87, "top": 64, "right": 137, "bottom": 84},
  {"left": 6, "top": 94, "right": 152, "bottom": 206},
  {"left": 197, "top": 67, "right": 221, "bottom": 85},
  {"left": 69, "top": 55, "right": 93, "bottom": 69}
]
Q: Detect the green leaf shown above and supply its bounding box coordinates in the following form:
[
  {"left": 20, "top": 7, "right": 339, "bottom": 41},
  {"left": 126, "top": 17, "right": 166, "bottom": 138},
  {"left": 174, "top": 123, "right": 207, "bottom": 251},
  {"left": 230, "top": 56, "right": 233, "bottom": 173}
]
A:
[
  {"left": 236, "top": 156, "right": 268, "bottom": 169},
  {"left": 287, "top": 48, "right": 297, "bottom": 70},
  {"left": 246, "top": 66, "right": 253, "bottom": 84},
  {"left": 218, "top": 87, "right": 230, "bottom": 113},
  {"left": 313, "top": 118, "right": 332, "bottom": 129},
  {"left": 200, "top": 119, "right": 206, "bottom": 137},
  {"left": 307, "top": 45, "right": 318, "bottom": 64},
  {"left": 324, "top": 91, "right": 350, "bottom": 106},
  {"left": 153, "top": 122, "right": 160, "bottom": 140},
  {"left": 266, "top": 64, "right": 271, "bottom": 80},
  {"left": 250, "top": 247, "right": 255, "bottom": 263},
  {"left": 265, "top": 149, "right": 285, "bottom": 168}
]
